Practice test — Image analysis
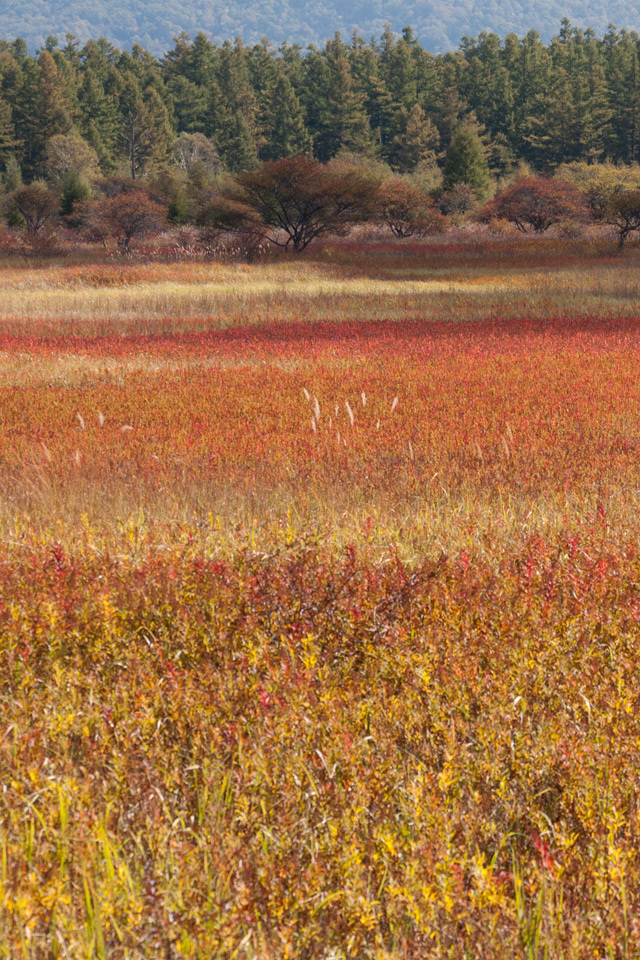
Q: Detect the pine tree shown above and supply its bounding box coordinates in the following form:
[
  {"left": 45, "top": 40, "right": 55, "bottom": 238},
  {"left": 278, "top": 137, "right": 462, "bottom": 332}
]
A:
[
  {"left": 51, "top": 48, "right": 81, "bottom": 127},
  {"left": 78, "top": 70, "right": 120, "bottom": 170},
  {"left": 37, "top": 51, "right": 72, "bottom": 143},
  {"left": 3, "top": 153, "right": 22, "bottom": 192},
  {"left": 167, "top": 75, "right": 208, "bottom": 133},
  {"left": 433, "top": 61, "right": 468, "bottom": 151},
  {"left": 443, "top": 125, "right": 491, "bottom": 200},
  {"left": 605, "top": 30, "right": 640, "bottom": 163},
  {"left": 522, "top": 64, "right": 573, "bottom": 168},
  {"left": 280, "top": 42, "right": 305, "bottom": 93},
  {"left": 515, "top": 31, "right": 552, "bottom": 162},
  {"left": 390, "top": 103, "right": 439, "bottom": 171},
  {"left": 117, "top": 75, "right": 146, "bottom": 179},
  {"left": 365, "top": 74, "right": 396, "bottom": 155},
  {"left": 163, "top": 32, "right": 193, "bottom": 82},
  {"left": 414, "top": 45, "right": 441, "bottom": 115},
  {"left": 220, "top": 112, "right": 260, "bottom": 171},
  {"left": 61, "top": 33, "right": 81, "bottom": 67},
  {"left": 117, "top": 76, "right": 173, "bottom": 179},
  {"left": 247, "top": 40, "right": 279, "bottom": 147},
  {"left": 188, "top": 33, "right": 217, "bottom": 87},
  {"left": 81, "top": 38, "right": 119, "bottom": 86},
  {"left": 0, "top": 92, "right": 19, "bottom": 163},
  {"left": 458, "top": 33, "right": 516, "bottom": 151},
  {"left": 349, "top": 36, "right": 395, "bottom": 154},
  {"left": 299, "top": 47, "right": 331, "bottom": 152},
  {"left": 210, "top": 41, "right": 261, "bottom": 171},
  {"left": 321, "top": 35, "right": 375, "bottom": 160},
  {"left": 12, "top": 57, "right": 41, "bottom": 176},
  {"left": 13, "top": 49, "right": 75, "bottom": 176},
  {"left": 580, "top": 43, "right": 612, "bottom": 162},
  {"left": 142, "top": 86, "right": 173, "bottom": 165},
  {"left": 382, "top": 37, "right": 418, "bottom": 111},
  {"left": 263, "top": 70, "right": 311, "bottom": 159},
  {"left": 60, "top": 170, "right": 90, "bottom": 216},
  {"left": 377, "top": 25, "right": 397, "bottom": 88},
  {"left": 120, "top": 44, "right": 163, "bottom": 91}
]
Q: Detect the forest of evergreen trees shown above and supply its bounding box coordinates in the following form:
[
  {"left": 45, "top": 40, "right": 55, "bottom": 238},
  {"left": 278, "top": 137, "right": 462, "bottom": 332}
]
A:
[{"left": 1, "top": 20, "right": 640, "bottom": 191}]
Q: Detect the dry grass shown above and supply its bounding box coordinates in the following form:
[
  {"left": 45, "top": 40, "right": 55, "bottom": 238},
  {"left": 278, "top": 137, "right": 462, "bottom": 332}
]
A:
[{"left": 1, "top": 237, "right": 640, "bottom": 337}]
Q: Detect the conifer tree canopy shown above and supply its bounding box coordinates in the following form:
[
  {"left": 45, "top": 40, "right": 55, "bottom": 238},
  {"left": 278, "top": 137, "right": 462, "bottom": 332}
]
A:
[{"left": 443, "top": 125, "right": 491, "bottom": 201}]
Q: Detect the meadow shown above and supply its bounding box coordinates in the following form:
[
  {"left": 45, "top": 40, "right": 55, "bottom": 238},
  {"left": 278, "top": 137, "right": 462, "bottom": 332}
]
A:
[{"left": 3, "top": 235, "right": 640, "bottom": 958}]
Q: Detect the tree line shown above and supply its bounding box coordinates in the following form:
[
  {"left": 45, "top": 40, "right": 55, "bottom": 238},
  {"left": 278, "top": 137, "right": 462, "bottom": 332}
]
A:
[
  {"left": 3, "top": 19, "right": 640, "bottom": 188},
  {"left": 5, "top": 21, "right": 640, "bottom": 254},
  {"left": 9, "top": 153, "right": 640, "bottom": 256}
]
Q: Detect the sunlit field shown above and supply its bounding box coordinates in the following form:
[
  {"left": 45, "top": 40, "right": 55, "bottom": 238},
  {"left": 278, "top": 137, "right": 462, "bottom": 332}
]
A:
[
  {"left": 3, "top": 237, "right": 640, "bottom": 958},
  {"left": 3, "top": 235, "right": 640, "bottom": 336}
]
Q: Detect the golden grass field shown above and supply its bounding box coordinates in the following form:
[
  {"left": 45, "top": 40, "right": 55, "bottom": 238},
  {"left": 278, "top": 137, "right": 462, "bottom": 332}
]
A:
[
  {"left": 2, "top": 236, "right": 640, "bottom": 335},
  {"left": 3, "top": 236, "right": 640, "bottom": 958}
]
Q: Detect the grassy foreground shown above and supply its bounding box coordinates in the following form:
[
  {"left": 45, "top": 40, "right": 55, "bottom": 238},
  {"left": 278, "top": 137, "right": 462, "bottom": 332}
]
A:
[{"left": 2, "top": 238, "right": 640, "bottom": 958}]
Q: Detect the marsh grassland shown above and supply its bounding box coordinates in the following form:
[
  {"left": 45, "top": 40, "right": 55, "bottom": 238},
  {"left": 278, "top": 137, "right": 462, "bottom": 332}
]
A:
[{"left": 3, "top": 238, "right": 640, "bottom": 958}]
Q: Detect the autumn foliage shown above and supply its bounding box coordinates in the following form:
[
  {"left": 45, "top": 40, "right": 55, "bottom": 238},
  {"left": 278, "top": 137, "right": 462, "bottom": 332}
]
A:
[
  {"left": 479, "top": 176, "right": 586, "bottom": 232},
  {"left": 3, "top": 242, "right": 640, "bottom": 956},
  {"left": 376, "top": 177, "right": 445, "bottom": 237},
  {"left": 6, "top": 182, "right": 59, "bottom": 242},
  {"left": 229, "top": 154, "right": 380, "bottom": 251},
  {"left": 601, "top": 189, "right": 640, "bottom": 246},
  {"left": 79, "top": 184, "right": 166, "bottom": 250}
]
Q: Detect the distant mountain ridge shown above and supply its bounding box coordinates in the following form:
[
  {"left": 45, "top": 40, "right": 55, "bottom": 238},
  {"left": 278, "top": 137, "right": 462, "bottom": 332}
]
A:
[{"left": 3, "top": 0, "right": 640, "bottom": 54}]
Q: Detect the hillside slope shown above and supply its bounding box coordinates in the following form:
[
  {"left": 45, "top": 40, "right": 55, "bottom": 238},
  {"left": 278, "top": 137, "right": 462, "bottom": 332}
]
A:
[{"left": 3, "top": 0, "right": 640, "bottom": 54}]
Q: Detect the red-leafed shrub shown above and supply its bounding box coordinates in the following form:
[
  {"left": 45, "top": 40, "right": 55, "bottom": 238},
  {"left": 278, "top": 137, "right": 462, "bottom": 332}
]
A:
[
  {"left": 478, "top": 177, "right": 586, "bottom": 233},
  {"left": 79, "top": 188, "right": 167, "bottom": 251},
  {"left": 377, "top": 179, "right": 446, "bottom": 238}
]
